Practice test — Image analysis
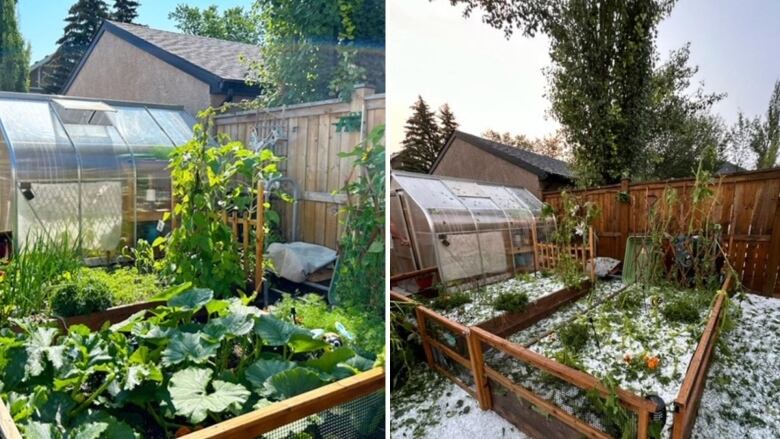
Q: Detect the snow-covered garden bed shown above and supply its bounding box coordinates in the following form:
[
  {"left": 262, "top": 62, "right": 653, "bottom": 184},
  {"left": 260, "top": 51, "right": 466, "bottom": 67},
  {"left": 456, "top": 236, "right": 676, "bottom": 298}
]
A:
[{"left": 436, "top": 272, "right": 567, "bottom": 326}]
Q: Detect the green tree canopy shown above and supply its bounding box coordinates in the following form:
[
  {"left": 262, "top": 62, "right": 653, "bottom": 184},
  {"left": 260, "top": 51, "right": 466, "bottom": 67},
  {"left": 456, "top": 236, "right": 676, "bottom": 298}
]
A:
[
  {"left": 0, "top": 0, "right": 31, "bottom": 92},
  {"left": 729, "top": 80, "right": 780, "bottom": 170},
  {"left": 397, "top": 96, "right": 443, "bottom": 174},
  {"left": 112, "top": 0, "right": 140, "bottom": 23},
  {"left": 246, "top": 0, "right": 385, "bottom": 106},
  {"left": 48, "top": 0, "right": 109, "bottom": 94},
  {"left": 168, "top": 4, "right": 261, "bottom": 44},
  {"left": 437, "top": 103, "right": 459, "bottom": 145},
  {"left": 447, "top": 0, "right": 735, "bottom": 184}
]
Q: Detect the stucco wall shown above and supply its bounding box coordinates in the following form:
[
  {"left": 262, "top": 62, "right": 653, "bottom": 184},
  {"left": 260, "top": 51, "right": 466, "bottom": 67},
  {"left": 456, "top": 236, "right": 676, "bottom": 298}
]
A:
[
  {"left": 432, "top": 137, "right": 543, "bottom": 197},
  {"left": 66, "top": 32, "right": 211, "bottom": 115}
]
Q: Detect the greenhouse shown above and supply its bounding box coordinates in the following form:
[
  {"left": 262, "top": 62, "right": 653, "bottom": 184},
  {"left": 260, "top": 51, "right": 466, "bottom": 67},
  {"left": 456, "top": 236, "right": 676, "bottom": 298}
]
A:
[
  {"left": 0, "top": 92, "right": 195, "bottom": 255},
  {"left": 390, "top": 171, "right": 554, "bottom": 291}
]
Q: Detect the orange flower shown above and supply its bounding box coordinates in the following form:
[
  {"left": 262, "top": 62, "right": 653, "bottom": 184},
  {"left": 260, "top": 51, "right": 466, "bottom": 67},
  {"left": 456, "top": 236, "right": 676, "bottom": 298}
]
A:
[{"left": 646, "top": 356, "right": 660, "bottom": 370}]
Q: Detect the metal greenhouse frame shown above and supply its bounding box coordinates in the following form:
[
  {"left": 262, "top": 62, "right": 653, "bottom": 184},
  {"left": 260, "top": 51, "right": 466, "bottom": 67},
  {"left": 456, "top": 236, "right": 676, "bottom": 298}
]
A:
[{"left": 0, "top": 92, "right": 195, "bottom": 255}]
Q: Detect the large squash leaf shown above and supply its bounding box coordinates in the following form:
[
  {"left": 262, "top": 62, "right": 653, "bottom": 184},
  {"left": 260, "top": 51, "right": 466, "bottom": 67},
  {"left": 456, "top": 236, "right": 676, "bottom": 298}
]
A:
[
  {"left": 265, "top": 367, "right": 325, "bottom": 399},
  {"left": 161, "top": 332, "right": 219, "bottom": 366},
  {"left": 25, "top": 327, "right": 64, "bottom": 377},
  {"left": 287, "top": 333, "right": 329, "bottom": 354},
  {"left": 253, "top": 315, "right": 300, "bottom": 346},
  {"left": 168, "top": 288, "right": 213, "bottom": 311},
  {"left": 168, "top": 368, "right": 250, "bottom": 424},
  {"left": 304, "top": 347, "right": 355, "bottom": 373},
  {"left": 244, "top": 358, "right": 295, "bottom": 392}
]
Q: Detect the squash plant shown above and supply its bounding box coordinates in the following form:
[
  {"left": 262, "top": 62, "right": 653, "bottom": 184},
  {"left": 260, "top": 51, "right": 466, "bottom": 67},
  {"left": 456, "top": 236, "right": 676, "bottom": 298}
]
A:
[
  {"left": 158, "top": 109, "right": 282, "bottom": 297},
  {"left": 0, "top": 288, "right": 375, "bottom": 437}
]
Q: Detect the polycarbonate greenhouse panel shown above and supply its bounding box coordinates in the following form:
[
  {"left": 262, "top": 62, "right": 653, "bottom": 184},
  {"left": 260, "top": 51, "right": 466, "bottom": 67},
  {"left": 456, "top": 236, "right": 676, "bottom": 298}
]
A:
[
  {"left": 391, "top": 171, "right": 549, "bottom": 291},
  {"left": 0, "top": 92, "right": 194, "bottom": 254}
]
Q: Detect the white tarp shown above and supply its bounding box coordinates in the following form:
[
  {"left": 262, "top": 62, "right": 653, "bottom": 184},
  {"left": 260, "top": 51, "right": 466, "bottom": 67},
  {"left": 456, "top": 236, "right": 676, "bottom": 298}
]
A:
[{"left": 267, "top": 241, "right": 337, "bottom": 283}]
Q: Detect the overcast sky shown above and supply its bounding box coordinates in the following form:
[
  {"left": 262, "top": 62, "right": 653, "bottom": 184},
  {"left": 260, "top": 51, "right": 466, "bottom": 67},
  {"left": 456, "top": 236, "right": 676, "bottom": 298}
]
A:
[{"left": 387, "top": 0, "right": 780, "bottom": 152}]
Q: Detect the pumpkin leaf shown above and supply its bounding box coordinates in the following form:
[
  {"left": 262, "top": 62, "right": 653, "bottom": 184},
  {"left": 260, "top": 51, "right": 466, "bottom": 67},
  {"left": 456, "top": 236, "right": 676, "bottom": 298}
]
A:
[
  {"left": 244, "top": 358, "right": 295, "bottom": 392},
  {"left": 254, "top": 315, "right": 300, "bottom": 346},
  {"left": 161, "top": 332, "right": 219, "bottom": 366},
  {"left": 304, "top": 347, "right": 355, "bottom": 373},
  {"left": 168, "top": 368, "right": 250, "bottom": 424},
  {"left": 288, "top": 332, "right": 329, "bottom": 354},
  {"left": 168, "top": 288, "right": 213, "bottom": 311},
  {"left": 25, "top": 327, "right": 64, "bottom": 377},
  {"left": 265, "top": 367, "right": 325, "bottom": 399}
]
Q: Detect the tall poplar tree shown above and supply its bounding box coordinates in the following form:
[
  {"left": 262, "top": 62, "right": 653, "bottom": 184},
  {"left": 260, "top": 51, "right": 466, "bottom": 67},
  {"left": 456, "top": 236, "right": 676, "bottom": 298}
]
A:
[
  {"left": 48, "top": 0, "right": 109, "bottom": 94},
  {"left": 0, "top": 0, "right": 30, "bottom": 92}
]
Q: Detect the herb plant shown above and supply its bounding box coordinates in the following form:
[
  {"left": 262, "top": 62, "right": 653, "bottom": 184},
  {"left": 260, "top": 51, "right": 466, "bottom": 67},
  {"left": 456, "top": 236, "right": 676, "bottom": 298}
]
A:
[
  {"left": 51, "top": 275, "right": 113, "bottom": 317},
  {"left": 493, "top": 291, "right": 529, "bottom": 313},
  {"left": 0, "top": 288, "right": 375, "bottom": 437}
]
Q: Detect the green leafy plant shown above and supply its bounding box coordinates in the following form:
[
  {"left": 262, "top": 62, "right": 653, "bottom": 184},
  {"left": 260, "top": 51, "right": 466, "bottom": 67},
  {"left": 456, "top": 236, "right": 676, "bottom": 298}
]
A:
[
  {"left": 558, "top": 320, "right": 590, "bottom": 353},
  {"left": 0, "top": 287, "right": 376, "bottom": 437},
  {"left": 122, "top": 238, "right": 156, "bottom": 274},
  {"left": 493, "top": 291, "right": 529, "bottom": 313},
  {"left": 75, "top": 266, "right": 163, "bottom": 306},
  {"left": 332, "top": 125, "right": 385, "bottom": 312},
  {"left": 51, "top": 275, "right": 114, "bottom": 318},
  {"left": 430, "top": 292, "right": 471, "bottom": 311},
  {"left": 662, "top": 295, "right": 701, "bottom": 323},
  {"left": 159, "top": 108, "right": 283, "bottom": 297},
  {"left": 541, "top": 191, "right": 599, "bottom": 287}
]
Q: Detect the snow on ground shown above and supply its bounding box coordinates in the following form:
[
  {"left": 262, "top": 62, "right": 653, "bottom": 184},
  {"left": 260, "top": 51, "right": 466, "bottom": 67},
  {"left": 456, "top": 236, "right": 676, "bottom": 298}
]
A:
[
  {"left": 692, "top": 293, "right": 780, "bottom": 438},
  {"left": 440, "top": 272, "right": 566, "bottom": 326},
  {"left": 394, "top": 279, "right": 780, "bottom": 438},
  {"left": 390, "top": 364, "right": 527, "bottom": 439}
]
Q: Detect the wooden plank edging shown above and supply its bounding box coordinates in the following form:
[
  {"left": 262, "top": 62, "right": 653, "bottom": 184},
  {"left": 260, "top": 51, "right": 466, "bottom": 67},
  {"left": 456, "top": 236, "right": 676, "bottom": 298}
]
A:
[
  {"left": 182, "top": 367, "right": 384, "bottom": 439},
  {"left": 0, "top": 397, "right": 22, "bottom": 439}
]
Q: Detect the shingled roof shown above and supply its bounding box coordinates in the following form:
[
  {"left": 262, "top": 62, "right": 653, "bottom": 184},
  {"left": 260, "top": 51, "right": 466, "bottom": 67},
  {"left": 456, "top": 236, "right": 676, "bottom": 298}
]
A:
[
  {"left": 63, "top": 20, "right": 261, "bottom": 94},
  {"left": 432, "top": 130, "right": 573, "bottom": 180}
]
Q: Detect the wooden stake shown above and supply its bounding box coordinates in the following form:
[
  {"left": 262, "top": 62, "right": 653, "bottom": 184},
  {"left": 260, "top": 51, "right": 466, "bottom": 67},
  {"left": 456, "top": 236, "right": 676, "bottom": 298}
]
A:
[
  {"left": 467, "top": 329, "right": 492, "bottom": 410},
  {"left": 255, "top": 181, "right": 265, "bottom": 293}
]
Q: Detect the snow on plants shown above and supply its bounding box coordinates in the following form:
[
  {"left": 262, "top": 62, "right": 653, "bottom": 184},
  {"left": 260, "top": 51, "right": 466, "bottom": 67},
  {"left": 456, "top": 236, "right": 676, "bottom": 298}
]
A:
[{"left": 438, "top": 272, "right": 566, "bottom": 326}]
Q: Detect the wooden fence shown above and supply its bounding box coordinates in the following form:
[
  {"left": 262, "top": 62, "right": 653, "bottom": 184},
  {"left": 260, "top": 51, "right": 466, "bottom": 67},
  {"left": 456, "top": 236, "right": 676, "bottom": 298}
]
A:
[
  {"left": 543, "top": 168, "right": 780, "bottom": 297},
  {"left": 214, "top": 86, "right": 386, "bottom": 250}
]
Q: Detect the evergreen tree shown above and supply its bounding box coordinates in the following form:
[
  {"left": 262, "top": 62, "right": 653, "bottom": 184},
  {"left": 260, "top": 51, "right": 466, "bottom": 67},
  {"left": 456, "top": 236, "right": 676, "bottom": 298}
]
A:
[
  {"left": 112, "top": 0, "right": 139, "bottom": 23},
  {"left": 438, "top": 103, "right": 459, "bottom": 145},
  {"left": 398, "top": 96, "right": 442, "bottom": 173},
  {"left": 47, "top": 0, "right": 109, "bottom": 94},
  {"left": 0, "top": 0, "right": 30, "bottom": 92},
  {"left": 730, "top": 80, "right": 780, "bottom": 170}
]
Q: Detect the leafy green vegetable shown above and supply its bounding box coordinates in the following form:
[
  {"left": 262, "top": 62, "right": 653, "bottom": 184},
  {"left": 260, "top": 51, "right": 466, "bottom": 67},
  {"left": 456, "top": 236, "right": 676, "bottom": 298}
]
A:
[
  {"left": 168, "top": 367, "right": 250, "bottom": 424},
  {"left": 254, "top": 315, "right": 301, "bottom": 346},
  {"left": 266, "top": 367, "right": 325, "bottom": 399},
  {"left": 245, "top": 358, "right": 296, "bottom": 392},
  {"left": 162, "top": 332, "right": 220, "bottom": 366}
]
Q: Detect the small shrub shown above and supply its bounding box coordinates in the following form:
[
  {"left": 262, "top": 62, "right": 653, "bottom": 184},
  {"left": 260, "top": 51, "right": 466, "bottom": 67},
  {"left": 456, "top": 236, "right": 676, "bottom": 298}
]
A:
[
  {"left": 430, "top": 292, "right": 471, "bottom": 310},
  {"left": 494, "top": 291, "right": 529, "bottom": 313},
  {"left": 52, "top": 277, "right": 114, "bottom": 317},
  {"left": 616, "top": 290, "right": 642, "bottom": 310},
  {"left": 559, "top": 320, "right": 590, "bottom": 352},
  {"left": 662, "top": 296, "right": 700, "bottom": 323}
]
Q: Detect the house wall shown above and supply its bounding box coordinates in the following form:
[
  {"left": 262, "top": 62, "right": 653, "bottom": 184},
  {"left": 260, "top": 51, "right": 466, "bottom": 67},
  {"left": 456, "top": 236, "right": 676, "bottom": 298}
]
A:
[
  {"left": 432, "top": 137, "right": 543, "bottom": 197},
  {"left": 66, "top": 32, "right": 211, "bottom": 115}
]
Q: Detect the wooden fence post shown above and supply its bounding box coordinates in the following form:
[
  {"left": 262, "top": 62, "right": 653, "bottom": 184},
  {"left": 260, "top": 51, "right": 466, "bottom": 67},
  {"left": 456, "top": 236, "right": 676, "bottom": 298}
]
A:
[
  {"left": 467, "top": 329, "right": 492, "bottom": 410},
  {"left": 255, "top": 181, "right": 265, "bottom": 293},
  {"left": 764, "top": 189, "right": 780, "bottom": 296},
  {"left": 618, "top": 178, "right": 631, "bottom": 259},
  {"left": 415, "top": 307, "right": 435, "bottom": 367}
]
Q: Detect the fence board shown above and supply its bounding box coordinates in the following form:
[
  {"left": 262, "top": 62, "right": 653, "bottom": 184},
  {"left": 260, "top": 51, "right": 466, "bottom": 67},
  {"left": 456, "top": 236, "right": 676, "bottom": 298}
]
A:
[
  {"left": 215, "top": 87, "right": 385, "bottom": 249},
  {"left": 543, "top": 169, "right": 780, "bottom": 296}
]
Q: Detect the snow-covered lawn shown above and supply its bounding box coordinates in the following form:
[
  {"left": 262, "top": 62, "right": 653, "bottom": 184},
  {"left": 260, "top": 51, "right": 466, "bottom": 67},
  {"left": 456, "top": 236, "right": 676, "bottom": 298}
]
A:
[
  {"left": 692, "top": 292, "right": 780, "bottom": 438},
  {"left": 390, "top": 364, "right": 526, "bottom": 438},
  {"left": 438, "top": 272, "right": 567, "bottom": 326}
]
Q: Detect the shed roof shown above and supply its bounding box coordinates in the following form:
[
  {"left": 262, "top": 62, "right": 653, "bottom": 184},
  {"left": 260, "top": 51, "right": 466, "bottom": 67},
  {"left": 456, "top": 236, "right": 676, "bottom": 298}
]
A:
[
  {"left": 63, "top": 20, "right": 261, "bottom": 95},
  {"left": 432, "top": 130, "right": 573, "bottom": 180}
]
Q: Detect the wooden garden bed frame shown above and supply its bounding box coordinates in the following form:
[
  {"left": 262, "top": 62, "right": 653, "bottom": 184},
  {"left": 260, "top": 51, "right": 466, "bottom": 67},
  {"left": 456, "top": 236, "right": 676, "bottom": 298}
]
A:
[
  {"left": 391, "top": 273, "right": 732, "bottom": 439},
  {"left": 0, "top": 303, "right": 385, "bottom": 439}
]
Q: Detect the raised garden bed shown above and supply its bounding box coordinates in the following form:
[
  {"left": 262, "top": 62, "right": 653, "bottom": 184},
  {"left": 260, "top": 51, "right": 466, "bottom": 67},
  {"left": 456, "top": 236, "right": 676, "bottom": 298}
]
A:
[
  {"left": 0, "top": 289, "right": 385, "bottom": 439},
  {"left": 393, "top": 273, "right": 730, "bottom": 439}
]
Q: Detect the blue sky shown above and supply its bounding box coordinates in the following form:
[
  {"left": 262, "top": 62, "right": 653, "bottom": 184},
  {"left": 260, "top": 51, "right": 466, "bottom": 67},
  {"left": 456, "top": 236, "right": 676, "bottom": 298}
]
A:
[
  {"left": 19, "top": 0, "right": 252, "bottom": 63},
  {"left": 388, "top": 0, "right": 780, "bottom": 151}
]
